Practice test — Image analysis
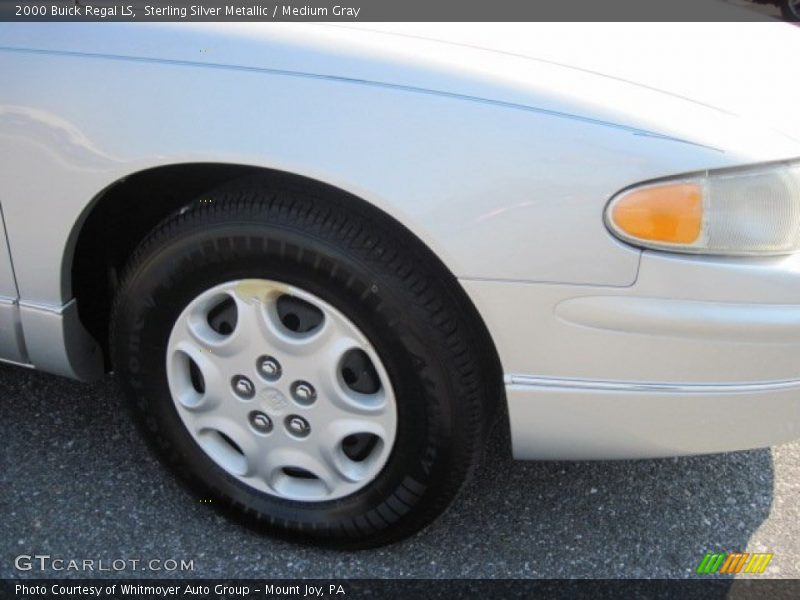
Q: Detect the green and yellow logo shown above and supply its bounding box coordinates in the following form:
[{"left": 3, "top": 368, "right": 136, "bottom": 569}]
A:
[{"left": 696, "top": 552, "right": 773, "bottom": 575}]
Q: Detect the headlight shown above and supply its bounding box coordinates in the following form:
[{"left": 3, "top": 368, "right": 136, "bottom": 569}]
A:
[{"left": 605, "top": 160, "right": 800, "bottom": 255}]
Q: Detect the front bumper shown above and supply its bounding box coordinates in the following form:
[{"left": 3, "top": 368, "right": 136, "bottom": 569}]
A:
[
  {"left": 462, "top": 251, "right": 800, "bottom": 459},
  {"left": 505, "top": 376, "right": 800, "bottom": 460}
]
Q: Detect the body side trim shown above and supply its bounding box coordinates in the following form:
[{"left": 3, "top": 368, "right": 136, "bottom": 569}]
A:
[{"left": 507, "top": 374, "right": 800, "bottom": 394}]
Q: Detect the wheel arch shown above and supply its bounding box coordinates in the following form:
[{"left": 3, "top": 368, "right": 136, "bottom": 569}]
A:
[{"left": 69, "top": 162, "right": 505, "bottom": 407}]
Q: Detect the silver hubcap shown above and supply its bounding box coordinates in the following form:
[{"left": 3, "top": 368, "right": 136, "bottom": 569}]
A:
[{"left": 166, "top": 279, "right": 397, "bottom": 501}]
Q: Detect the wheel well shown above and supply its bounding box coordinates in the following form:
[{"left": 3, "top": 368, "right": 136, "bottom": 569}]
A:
[
  {"left": 72, "top": 164, "right": 261, "bottom": 368},
  {"left": 71, "top": 164, "right": 504, "bottom": 404}
]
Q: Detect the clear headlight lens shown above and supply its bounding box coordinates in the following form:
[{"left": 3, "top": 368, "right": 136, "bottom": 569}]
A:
[{"left": 606, "top": 160, "right": 800, "bottom": 255}]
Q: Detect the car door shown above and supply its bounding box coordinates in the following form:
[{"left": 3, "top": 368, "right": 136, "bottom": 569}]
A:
[{"left": 0, "top": 204, "right": 26, "bottom": 364}]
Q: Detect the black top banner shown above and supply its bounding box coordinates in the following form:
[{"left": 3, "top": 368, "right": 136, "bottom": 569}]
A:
[{"left": 0, "top": 0, "right": 792, "bottom": 22}]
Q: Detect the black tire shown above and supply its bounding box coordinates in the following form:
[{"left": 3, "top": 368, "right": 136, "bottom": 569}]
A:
[
  {"left": 110, "top": 177, "right": 498, "bottom": 547},
  {"left": 782, "top": 0, "right": 800, "bottom": 20}
]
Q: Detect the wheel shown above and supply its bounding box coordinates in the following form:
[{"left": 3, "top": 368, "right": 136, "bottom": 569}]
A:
[
  {"left": 782, "top": 0, "right": 800, "bottom": 20},
  {"left": 110, "top": 178, "right": 496, "bottom": 547}
]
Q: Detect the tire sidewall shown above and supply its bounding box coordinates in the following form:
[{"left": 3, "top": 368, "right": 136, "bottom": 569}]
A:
[
  {"left": 113, "top": 217, "right": 461, "bottom": 537},
  {"left": 782, "top": 0, "right": 800, "bottom": 19}
]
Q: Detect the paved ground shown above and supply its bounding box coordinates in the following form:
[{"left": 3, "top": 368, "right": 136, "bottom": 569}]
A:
[{"left": 1, "top": 364, "right": 799, "bottom": 579}]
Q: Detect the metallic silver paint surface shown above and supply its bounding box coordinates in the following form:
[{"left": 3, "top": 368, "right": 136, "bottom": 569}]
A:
[
  {"left": 0, "top": 206, "right": 26, "bottom": 363},
  {"left": 1, "top": 23, "right": 800, "bottom": 456},
  {"left": 18, "top": 300, "right": 103, "bottom": 380},
  {"left": 462, "top": 251, "right": 800, "bottom": 385},
  {"left": 462, "top": 248, "right": 800, "bottom": 457},
  {"left": 3, "top": 23, "right": 800, "bottom": 306},
  {"left": 0, "top": 299, "right": 26, "bottom": 364},
  {"left": 506, "top": 379, "right": 800, "bottom": 460},
  {"left": 0, "top": 206, "right": 17, "bottom": 299}
]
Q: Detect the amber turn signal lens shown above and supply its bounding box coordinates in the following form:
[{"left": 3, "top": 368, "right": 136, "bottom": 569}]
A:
[{"left": 610, "top": 183, "right": 703, "bottom": 245}]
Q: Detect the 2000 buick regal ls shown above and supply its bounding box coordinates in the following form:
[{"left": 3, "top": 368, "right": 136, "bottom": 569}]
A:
[{"left": 1, "top": 22, "right": 799, "bottom": 546}]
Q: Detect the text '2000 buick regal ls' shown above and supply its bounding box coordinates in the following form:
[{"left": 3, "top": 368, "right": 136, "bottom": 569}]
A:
[{"left": 1, "top": 22, "right": 799, "bottom": 547}]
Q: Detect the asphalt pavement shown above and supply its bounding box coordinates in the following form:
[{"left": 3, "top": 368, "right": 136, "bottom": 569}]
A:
[{"left": 1, "top": 363, "right": 798, "bottom": 579}]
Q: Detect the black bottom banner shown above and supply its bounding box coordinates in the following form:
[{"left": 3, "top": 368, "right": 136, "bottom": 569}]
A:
[{"left": 3, "top": 579, "right": 800, "bottom": 600}]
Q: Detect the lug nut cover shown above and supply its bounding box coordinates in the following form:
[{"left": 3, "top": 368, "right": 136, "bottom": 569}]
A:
[
  {"left": 257, "top": 356, "right": 282, "bottom": 381},
  {"left": 291, "top": 381, "right": 317, "bottom": 405},
  {"left": 285, "top": 415, "right": 311, "bottom": 437},
  {"left": 249, "top": 411, "right": 273, "bottom": 434},
  {"left": 232, "top": 375, "right": 255, "bottom": 399}
]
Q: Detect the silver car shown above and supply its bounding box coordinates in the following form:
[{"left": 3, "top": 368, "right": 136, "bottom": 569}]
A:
[{"left": 1, "top": 22, "right": 800, "bottom": 546}]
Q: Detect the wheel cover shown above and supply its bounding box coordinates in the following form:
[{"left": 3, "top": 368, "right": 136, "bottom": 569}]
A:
[{"left": 166, "top": 279, "right": 397, "bottom": 502}]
